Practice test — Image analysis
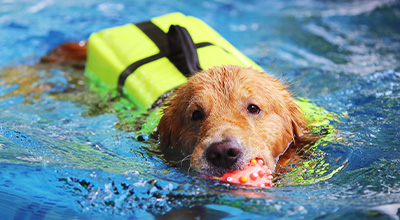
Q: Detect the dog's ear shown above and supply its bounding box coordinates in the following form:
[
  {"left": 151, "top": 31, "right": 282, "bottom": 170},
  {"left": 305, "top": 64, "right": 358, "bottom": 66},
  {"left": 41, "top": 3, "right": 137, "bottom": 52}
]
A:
[
  {"left": 158, "top": 102, "right": 178, "bottom": 150},
  {"left": 157, "top": 93, "right": 185, "bottom": 151},
  {"left": 157, "top": 107, "right": 171, "bottom": 150},
  {"left": 288, "top": 100, "right": 306, "bottom": 138}
]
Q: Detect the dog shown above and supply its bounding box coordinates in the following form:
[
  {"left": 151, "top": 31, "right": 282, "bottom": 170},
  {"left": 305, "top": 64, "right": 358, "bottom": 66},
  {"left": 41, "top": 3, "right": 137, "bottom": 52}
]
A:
[
  {"left": 157, "top": 65, "right": 307, "bottom": 177},
  {"left": 7, "top": 42, "right": 309, "bottom": 178}
]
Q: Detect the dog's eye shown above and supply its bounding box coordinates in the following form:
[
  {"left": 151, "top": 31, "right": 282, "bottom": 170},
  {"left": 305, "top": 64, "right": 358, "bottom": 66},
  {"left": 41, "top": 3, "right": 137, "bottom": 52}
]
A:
[
  {"left": 191, "top": 110, "right": 204, "bottom": 121},
  {"left": 247, "top": 104, "right": 261, "bottom": 114}
]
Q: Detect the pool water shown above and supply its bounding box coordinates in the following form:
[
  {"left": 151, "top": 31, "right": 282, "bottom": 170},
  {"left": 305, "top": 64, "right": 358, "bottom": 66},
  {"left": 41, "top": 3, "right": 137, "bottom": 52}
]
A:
[{"left": 1, "top": 0, "right": 399, "bottom": 219}]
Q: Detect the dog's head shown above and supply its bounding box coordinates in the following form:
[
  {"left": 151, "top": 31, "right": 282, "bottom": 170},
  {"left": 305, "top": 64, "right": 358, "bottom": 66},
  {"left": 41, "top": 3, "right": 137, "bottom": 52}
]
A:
[{"left": 158, "top": 65, "right": 305, "bottom": 176}]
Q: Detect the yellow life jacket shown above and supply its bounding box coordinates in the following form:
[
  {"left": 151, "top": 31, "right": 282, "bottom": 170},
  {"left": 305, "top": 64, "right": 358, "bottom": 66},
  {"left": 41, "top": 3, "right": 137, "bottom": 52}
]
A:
[{"left": 85, "top": 12, "right": 263, "bottom": 109}]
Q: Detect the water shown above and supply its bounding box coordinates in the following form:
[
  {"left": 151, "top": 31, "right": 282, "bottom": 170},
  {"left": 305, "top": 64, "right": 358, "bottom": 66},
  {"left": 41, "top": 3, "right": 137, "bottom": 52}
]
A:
[{"left": 1, "top": 0, "right": 399, "bottom": 219}]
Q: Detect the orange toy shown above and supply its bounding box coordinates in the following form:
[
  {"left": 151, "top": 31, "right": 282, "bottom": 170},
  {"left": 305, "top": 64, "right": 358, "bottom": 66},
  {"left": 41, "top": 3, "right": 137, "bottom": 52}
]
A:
[{"left": 215, "top": 159, "right": 274, "bottom": 187}]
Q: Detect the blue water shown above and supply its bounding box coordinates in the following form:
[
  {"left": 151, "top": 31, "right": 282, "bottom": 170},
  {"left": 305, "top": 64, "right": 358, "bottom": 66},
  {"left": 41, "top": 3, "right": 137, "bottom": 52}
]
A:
[{"left": 1, "top": 0, "right": 399, "bottom": 219}]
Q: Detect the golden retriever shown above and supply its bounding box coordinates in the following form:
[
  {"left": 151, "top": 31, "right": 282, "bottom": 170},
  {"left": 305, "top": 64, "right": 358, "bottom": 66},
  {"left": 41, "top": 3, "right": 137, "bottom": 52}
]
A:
[
  {"left": 14, "top": 42, "right": 308, "bottom": 178},
  {"left": 158, "top": 65, "right": 306, "bottom": 177}
]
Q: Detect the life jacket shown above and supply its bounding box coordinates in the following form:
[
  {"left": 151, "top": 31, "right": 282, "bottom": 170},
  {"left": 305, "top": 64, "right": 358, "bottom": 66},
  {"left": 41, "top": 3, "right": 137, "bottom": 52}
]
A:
[{"left": 85, "top": 12, "right": 262, "bottom": 109}]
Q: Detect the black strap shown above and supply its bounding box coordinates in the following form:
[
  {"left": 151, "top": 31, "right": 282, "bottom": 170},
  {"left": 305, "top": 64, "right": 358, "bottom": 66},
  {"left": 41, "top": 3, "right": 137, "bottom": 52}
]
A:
[
  {"left": 136, "top": 21, "right": 169, "bottom": 53},
  {"left": 117, "top": 21, "right": 213, "bottom": 90},
  {"left": 118, "top": 53, "right": 164, "bottom": 91},
  {"left": 118, "top": 22, "right": 168, "bottom": 91}
]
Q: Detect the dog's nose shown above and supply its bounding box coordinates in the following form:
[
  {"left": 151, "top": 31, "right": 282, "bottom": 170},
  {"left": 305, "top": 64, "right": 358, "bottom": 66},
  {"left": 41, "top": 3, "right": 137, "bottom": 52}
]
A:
[{"left": 206, "top": 140, "right": 242, "bottom": 170}]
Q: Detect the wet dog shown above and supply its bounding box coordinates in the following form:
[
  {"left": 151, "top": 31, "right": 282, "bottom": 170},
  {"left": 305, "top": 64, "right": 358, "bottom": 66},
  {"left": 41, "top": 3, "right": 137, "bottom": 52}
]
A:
[
  {"left": 7, "top": 42, "right": 308, "bottom": 177},
  {"left": 158, "top": 65, "right": 306, "bottom": 177}
]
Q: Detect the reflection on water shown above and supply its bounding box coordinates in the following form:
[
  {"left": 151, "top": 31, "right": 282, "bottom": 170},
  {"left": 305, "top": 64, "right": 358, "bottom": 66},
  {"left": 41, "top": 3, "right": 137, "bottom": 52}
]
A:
[{"left": 0, "top": 0, "right": 399, "bottom": 219}]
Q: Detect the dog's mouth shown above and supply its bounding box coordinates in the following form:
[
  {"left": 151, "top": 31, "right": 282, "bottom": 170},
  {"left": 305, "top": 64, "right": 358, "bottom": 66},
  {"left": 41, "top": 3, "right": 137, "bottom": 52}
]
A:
[
  {"left": 202, "top": 163, "right": 243, "bottom": 178},
  {"left": 204, "top": 158, "right": 274, "bottom": 188}
]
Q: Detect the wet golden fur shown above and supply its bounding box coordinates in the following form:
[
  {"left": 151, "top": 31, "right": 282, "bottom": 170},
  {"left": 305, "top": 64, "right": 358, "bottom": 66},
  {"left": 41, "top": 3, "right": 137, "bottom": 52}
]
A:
[{"left": 158, "top": 65, "right": 306, "bottom": 176}]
